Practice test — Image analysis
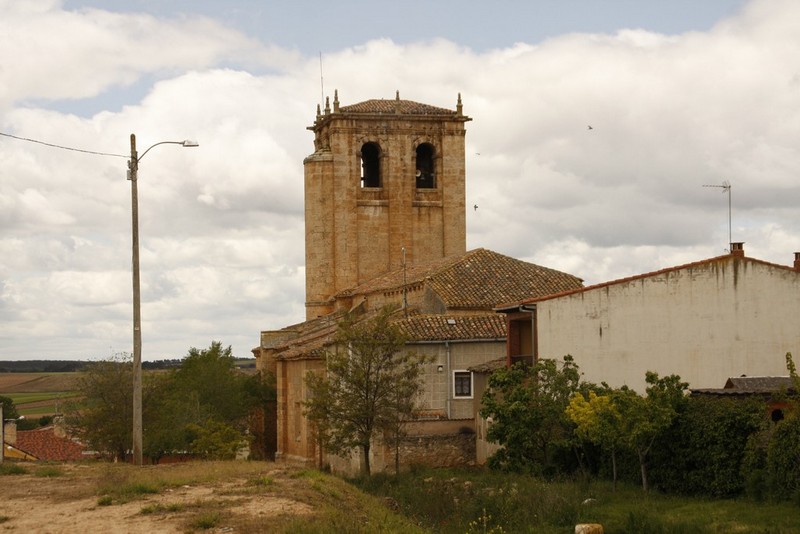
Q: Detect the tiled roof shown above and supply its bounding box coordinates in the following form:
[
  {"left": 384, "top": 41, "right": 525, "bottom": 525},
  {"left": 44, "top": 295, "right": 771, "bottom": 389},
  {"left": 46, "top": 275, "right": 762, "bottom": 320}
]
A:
[
  {"left": 725, "top": 376, "right": 794, "bottom": 391},
  {"left": 340, "top": 99, "right": 455, "bottom": 115},
  {"left": 338, "top": 248, "right": 583, "bottom": 310},
  {"left": 426, "top": 249, "right": 583, "bottom": 309},
  {"left": 469, "top": 358, "right": 507, "bottom": 374},
  {"left": 15, "top": 426, "right": 86, "bottom": 461},
  {"left": 691, "top": 376, "right": 796, "bottom": 396},
  {"left": 397, "top": 314, "right": 506, "bottom": 342}
]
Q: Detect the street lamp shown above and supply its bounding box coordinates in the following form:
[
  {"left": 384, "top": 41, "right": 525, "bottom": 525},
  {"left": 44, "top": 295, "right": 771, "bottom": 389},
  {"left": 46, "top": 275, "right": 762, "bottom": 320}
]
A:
[{"left": 128, "top": 133, "right": 198, "bottom": 466}]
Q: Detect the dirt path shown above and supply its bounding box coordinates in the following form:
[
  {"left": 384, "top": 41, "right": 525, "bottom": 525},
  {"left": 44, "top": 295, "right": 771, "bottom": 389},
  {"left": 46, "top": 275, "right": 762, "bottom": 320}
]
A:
[{"left": 0, "top": 463, "right": 317, "bottom": 533}]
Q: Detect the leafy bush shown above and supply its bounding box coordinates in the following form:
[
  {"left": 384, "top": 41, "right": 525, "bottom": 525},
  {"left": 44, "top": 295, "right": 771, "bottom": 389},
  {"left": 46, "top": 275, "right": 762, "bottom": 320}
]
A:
[
  {"left": 765, "top": 415, "right": 800, "bottom": 499},
  {"left": 650, "top": 396, "right": 765, "bottom": 497}
]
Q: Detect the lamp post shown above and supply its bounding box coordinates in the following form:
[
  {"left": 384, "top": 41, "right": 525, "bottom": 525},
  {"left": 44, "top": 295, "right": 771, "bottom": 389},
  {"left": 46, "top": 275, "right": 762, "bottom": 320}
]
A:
[{"left": 128, "top": 133, "right": 198, "bottom": 466}]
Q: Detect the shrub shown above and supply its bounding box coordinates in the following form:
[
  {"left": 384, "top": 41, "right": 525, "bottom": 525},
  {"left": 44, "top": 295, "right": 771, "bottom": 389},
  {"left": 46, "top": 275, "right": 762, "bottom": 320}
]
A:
[
  {"left": 765, "top": 415, "right": 800, "bottom": 499},
  {"left": 650, "top": 396, "right": 765, "bottom": 497}
]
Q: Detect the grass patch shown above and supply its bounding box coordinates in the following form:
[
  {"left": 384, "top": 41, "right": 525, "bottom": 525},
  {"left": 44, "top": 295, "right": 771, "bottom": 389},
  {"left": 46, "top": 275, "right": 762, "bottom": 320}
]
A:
[
  {"left": 189, "top": 511, "right": 223, "bottom": 530},
  {"left": 96, "top": 495, "right": 113, "bottom": 506},
  {"left": 352, "top": 467, "right": 800, "bottom": 534},
  {"left": 140, "top": 502, "right": 183, "bottom": 515},
  {"left": 0, "top": 463, "right": 28, "bottom": 475},
  {"left": 249, "top": 475, "right": 275, "bottom": 487},
  {"left": 34, "top": 466, "right": 64, "bottom": 477},
  {"left": 7, "top": 392, "right": 75, "bottom": 404},
  {"left": 0, "top": 515, "right": 9, "bottom": 524}
]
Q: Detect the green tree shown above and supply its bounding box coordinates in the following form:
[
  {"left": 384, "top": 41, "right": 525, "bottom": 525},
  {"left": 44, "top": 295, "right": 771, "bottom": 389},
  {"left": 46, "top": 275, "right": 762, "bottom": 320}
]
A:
[
  {"left": 143, "top": 341, "right": 268, "bottom": 462},
  {"left": 616, "top": 372, "right": 688, "bottom": 492},
  {"left": 0, "top": 395, "right": 20, "bottom": 421},
  {"left": 480, "top": 355, "right": 586, "bottom": 475},
  {"left": 186, "top": 420, "right": 247, "bottom": 460},
  {"left": 66, "top": 354, "right": 133, "bottom": 461},
  {"left": 567, "top": 387, "right": 626, "bottom": 490},
  {"left": 304, "top": 307, "right": 426, "bottom": 476},
  {"left": 170, "top": 341, "right": 252, "bottom": 423},
  {"left": 650, "top": 395, "right": 766, "bottom": 497},
  {"left": 68, "top": 343, "right": 272, "bottom": 464}
]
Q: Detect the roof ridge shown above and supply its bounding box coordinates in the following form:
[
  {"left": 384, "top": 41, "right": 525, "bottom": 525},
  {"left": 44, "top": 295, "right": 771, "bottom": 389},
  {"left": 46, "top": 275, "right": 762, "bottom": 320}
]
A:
[{"left": 516, "top": 252, "right": 799, "bottom": 307}]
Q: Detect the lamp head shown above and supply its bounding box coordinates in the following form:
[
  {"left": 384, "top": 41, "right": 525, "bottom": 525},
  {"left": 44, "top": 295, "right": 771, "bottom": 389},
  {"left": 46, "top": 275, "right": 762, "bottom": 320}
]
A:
[{"left": 181, "top": 140, "right": 199, "bottom": 147}]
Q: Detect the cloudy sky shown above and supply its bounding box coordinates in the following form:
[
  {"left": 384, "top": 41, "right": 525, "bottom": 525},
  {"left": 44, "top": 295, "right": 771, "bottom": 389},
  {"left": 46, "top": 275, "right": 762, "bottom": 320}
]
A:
[{"left": 2, "top": 0, "right": 799, "bottom": 361}]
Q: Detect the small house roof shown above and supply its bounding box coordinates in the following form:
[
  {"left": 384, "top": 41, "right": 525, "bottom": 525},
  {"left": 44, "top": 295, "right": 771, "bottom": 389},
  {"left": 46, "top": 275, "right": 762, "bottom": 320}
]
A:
[{"left": 15, "top": 426, "right": 86, "bottom": 462}]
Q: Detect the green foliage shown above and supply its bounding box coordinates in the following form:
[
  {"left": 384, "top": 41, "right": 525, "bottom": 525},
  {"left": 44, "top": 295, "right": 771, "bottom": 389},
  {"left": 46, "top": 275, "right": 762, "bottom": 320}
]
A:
[
  {"left": 34, "top": 466, "right": 64, "bottom": 478},
  {"left": 304, "top": 306, "right": 426, "bottom": 476},
  {"left": 187, "top": 420, "right": 247, "bottom": 460},
  {"left": 66, "top": 353, "right": 133, "bottom": 460},
  {"left": 480, "top": 355, "right": 587, "bottom": 475},
  {"left": 0, "top": 395, "right": 20, "bottom": 420},
  {"left": 171, "top": 342, "right": 250, "bottom": 423},
  {"left": 355, "top": 467, "right": 800, "bottom": 534},
  {"left": 650, "top": 396, "right": 766, "bottom": 497},
  {"left": 0, "top": 463, "right": 28, "bottom": 475},
  {"left": 190, "top": 511, "right": 222, "bottom": 530},
  {"left": 567, "top": 387, "right": 626, "bottom": 488},
  {"left": 68, "top": 342, "right": 274, "bottom": 463},
  {"left": 765, "top": 415, "right": 800, "bottom": 499}
]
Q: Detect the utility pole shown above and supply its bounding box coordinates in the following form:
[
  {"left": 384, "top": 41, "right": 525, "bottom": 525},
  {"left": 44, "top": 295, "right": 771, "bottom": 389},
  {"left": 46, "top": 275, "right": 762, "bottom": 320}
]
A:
[
  {"left": 127, "top": 134, "right": 198, "bottom": 466},
  {"left": 128, "top": 133, "right": 143, "bottom": 466}
]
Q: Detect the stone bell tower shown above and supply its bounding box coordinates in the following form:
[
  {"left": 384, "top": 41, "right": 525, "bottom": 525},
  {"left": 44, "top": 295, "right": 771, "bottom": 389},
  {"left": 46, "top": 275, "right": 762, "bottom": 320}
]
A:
[{"left": 304, "top": 90, "right": 471, "bottom": 319}]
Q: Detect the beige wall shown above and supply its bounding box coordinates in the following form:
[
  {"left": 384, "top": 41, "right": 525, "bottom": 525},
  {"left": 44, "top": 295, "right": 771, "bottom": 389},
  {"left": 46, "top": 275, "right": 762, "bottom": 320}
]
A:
[
  {"left": 304, "top": 112, "right": 468, "bottom": 320},
  {"left": 537, "top": 257, "right": 800, "bottom": 391},
  {"left": 275, "top": 339, "right": 504, "bottom": 474},
  {"left": 275, "top": 358, "right": 325, "bottom": 466},
  {"left": 413, "top": 341, "right": 505, "bottom": 421}
]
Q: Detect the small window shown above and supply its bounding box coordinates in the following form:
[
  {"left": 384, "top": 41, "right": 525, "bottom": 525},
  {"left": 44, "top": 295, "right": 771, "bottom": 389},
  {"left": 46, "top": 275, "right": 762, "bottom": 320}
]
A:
[
  {"left": 415, "top": 143, "right": 435, "bottom": 188},
  {"left": 453, "top": 370, "right": 473, "bottom": 398},
  {"left": 360, "top": 142, "right": 381, "bottom": 188}
]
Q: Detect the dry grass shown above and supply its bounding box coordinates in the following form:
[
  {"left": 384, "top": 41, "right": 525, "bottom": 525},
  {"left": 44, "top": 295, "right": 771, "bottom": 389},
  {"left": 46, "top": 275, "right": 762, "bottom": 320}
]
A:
[{"left": 0, "top": 461, "right": 423, "bottom": 533}]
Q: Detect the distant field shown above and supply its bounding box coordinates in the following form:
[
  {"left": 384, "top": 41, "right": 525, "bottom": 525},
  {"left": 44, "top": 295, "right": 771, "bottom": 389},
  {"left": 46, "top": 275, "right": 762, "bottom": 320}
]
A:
[
  {"left": 0, "top": 372, "right": 81, "bottom": 417},
  {"left": 0, "top": 372, "right": 79, "bottom": 394}
]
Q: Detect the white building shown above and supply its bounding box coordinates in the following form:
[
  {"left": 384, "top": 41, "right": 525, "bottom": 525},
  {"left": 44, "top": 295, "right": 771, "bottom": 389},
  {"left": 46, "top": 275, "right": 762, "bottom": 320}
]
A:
[{"left": 497, "top": 243, "right": 800, "bottom": 391}]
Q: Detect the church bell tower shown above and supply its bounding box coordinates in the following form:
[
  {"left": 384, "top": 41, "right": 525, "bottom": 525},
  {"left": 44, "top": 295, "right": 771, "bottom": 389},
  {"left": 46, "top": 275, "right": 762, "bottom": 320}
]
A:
[{"left": 304, "top": 91, "right": 470, "bottom": 319}]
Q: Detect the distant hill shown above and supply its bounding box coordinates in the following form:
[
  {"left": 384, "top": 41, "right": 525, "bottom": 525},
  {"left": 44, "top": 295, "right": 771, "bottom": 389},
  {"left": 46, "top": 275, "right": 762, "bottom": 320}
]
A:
[
  {"left": 0, "top": 360, "right": 88, "bottom": 373},
  {"left": 0, "top": 358, "right": 257, "bottom": 373}
]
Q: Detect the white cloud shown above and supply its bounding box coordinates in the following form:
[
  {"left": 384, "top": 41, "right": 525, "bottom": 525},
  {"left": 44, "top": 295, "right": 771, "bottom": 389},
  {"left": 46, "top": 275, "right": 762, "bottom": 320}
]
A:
[{"left": 1, "top": 0, "right": 799, "bottom": 360}]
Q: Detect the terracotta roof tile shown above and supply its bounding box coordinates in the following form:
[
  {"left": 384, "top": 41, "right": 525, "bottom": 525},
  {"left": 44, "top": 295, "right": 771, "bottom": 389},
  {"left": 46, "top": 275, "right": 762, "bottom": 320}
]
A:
[
  {"left": 426, "top": 249, "right": 583, "bottom": 309},
  {"left": 338, "top": 248, "right": 583, "bottom": 310},
  {"left": 340, "top": 98, "right": 455, "bottom": 115},
  {"left": 397, "top": 314, "right": 506, "bottom": 342},
  {"left": 15, "top": 426, "right": 86, "bottom": 462}
]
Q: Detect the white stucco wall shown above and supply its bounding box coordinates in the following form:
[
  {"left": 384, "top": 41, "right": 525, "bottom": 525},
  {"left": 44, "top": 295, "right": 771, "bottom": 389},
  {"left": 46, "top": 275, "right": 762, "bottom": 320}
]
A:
[{"left": 537, "top": 257, "right": 799, "bottom": 391}]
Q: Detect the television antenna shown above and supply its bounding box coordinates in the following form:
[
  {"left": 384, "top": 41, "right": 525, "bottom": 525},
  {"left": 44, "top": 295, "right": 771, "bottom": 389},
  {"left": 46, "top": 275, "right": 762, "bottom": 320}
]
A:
[{"left": 702, "top": 180, "right": 732, "bottom": 249}]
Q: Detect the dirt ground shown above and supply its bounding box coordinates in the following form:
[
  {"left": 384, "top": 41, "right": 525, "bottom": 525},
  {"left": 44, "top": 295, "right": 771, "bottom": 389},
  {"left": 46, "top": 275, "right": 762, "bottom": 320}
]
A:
[{"left": 0, "top": 463, "right": 319, "bottom": 533}]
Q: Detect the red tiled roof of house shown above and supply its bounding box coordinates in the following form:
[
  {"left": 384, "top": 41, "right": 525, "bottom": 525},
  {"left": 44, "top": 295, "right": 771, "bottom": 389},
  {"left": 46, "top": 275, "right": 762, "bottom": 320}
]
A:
[{"left": 15, "top": 426, "right": 86, "bottom": 462}]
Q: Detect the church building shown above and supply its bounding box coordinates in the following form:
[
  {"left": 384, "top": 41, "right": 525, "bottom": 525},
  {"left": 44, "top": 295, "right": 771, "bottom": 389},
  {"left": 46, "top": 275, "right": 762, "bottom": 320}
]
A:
[{"left": 254, "top": 91, "right": 583, "bottom": 473}]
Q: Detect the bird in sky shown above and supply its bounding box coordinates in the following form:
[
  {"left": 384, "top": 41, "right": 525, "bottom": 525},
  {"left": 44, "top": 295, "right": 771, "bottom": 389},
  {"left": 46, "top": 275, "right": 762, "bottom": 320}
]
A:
[
  {"left": 587, "top": 125, "right": 593, "bottom": 130},
  {"left": 474, "top": 204, "right": 478, "bottom": 211}
]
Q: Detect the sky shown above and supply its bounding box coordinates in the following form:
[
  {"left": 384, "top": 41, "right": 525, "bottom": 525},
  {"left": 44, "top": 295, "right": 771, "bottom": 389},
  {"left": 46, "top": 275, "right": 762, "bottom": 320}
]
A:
[{"left": 2, "top": 0, "right": 799, "bottom": 362}]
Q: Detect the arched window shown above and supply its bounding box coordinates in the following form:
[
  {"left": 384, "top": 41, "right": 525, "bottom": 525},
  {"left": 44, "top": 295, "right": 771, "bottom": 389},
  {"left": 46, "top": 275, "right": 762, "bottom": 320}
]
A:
[
  {"left": 360, "top": 142, "right": 381, "bottom": 188},
  {"left": 415, "top": 143, "right": 435, "bottom": 188}
]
